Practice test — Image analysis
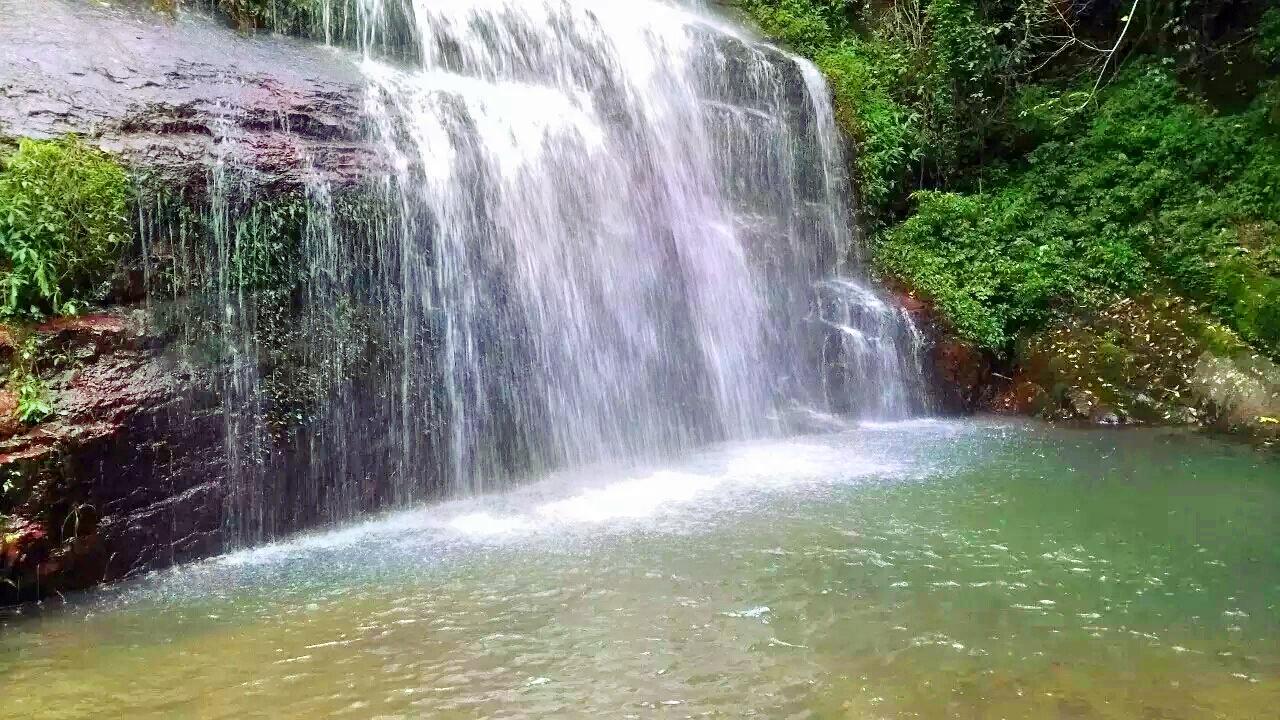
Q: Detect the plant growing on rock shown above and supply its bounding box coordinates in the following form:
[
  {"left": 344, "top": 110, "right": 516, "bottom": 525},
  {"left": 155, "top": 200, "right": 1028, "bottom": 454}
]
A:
[
  {"left": 873, "top": 65, "right": 1280, "bottom": 353},
  {"left": 0, "top": 136, "right": 129, "bottom": 319},
  {"left": 6, "top": 334, "right": 55, "bottom": 425}
]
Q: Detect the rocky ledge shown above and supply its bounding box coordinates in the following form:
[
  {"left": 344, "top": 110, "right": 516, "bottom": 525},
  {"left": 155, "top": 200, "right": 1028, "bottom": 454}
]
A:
[
  {"left": 901, "top": 289, "right": 1280, "bottom": 445},
  {"left": 0, "top": 0, "right": 375, "bottom": 191},
  {"left": 1, "top": 313, "right": 224, "bottom": 605}
]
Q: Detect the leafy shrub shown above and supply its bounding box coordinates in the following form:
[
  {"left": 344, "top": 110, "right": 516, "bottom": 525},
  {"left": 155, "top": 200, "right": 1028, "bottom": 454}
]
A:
[
  {"left": 815, "top": 40, "right": 917, "bottom": 212},
  {"left": 13, "top": 376, "right": 53, "bottom": 425},
  {"left": 0, "top": 137, "right": 129, "bottom": 318},
  {"left": 732, "top": 0, "right": 851, "bottom": 55},
  {"left": 875, "top": 67, "right": 1280, "bottom": 353},
  {"left": 1258, "top": 8, "right": 1280, "bottom": 65}
]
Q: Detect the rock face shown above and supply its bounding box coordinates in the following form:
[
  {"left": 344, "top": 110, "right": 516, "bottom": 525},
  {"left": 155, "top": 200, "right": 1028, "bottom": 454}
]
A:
[
  {"left": 1, "top": 313, "right": 225, "bottom": 604},
  {"left": 891, "top": 285, "right": 995, "bottom": 413},
  {"left": 0, "top": 0, "right": 374, "bottom": 190},
  {"left": 0, "top": 0, "right": 379, "bottom": 604},
  {"left": 1191, "top": 351, "right": 1280, "bottom": 440},
  {"left": 892, "top": 286, "right": 1280, "bottom": 443}
]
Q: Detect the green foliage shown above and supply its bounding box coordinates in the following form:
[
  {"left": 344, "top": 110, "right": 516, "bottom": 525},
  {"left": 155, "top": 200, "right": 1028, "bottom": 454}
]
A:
[
  {"left": 739, "top": 0, "right": 1280, "bottom": 359},
  {"left": 1260, "top": 8, "right": 1280, "bottom": 65},
  {"left": 7, "top": 335, "right": 54, "bottom": 425},
  {"left": 875, "top": 67, "right": 1280, "bottom": 352},
  {"left": 214, "top": 0, "right": 320, "bottom": 33},
  {"left": 0, "top": 137, "right": 129, "bottom": 319},
  {"left": 13, "top": 375, "right": 53, "bottom": 425},
  {"left": 735, "top": 0, "right": 1072, "bottom": 223},
  {"left": 815, "top": 40, "right": 916, "bottom": 211},
  {"left": 732, "top": 0, "right": 852, "bottom": 55}
]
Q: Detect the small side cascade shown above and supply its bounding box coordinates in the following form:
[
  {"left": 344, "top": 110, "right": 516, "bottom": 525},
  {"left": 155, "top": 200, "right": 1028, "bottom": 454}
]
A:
[{"left": 817, "top": 278, "right": 929, "bottom": 420}]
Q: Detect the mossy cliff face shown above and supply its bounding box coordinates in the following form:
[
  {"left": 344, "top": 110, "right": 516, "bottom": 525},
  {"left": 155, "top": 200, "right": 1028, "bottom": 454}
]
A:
[
  {"left": 0, "top": 178, "right": 393, "bottom": 603},
  {"left": 0, "top": 0, "right": 388, "bottom": 603}
]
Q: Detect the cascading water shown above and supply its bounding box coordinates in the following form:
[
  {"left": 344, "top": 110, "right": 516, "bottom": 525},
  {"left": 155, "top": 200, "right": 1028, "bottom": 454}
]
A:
[{"left": 147, "top": 0, "right": 929, "bottom": 545}]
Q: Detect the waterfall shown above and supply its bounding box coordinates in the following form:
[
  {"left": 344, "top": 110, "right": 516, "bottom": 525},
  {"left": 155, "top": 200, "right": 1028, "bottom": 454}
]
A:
[{"left": 146, "top": 0, "right": 928, "bottom": 544}]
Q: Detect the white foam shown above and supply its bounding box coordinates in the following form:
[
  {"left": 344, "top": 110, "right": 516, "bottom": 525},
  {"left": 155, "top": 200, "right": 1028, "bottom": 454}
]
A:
[{"left": 204, "top": 426, "right": 963, "bottom": 566}]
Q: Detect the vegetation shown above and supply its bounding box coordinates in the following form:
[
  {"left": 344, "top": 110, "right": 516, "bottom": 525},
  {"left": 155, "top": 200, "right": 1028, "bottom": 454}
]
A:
[
  {"left": 1016, "top": 294, "right": 1245, "bottom": 422},
  {"left": 200, "top": 0, "right": 417, "bottom": 56},
  {"left": 212, "top": 0, "right": 319, "bottom": 32},
  {"left": 734, "top": 0, "right": 1280, "bottom": 360},
  {"left": 0, "top": 136, "right": 129, "bottom": 319},
  {"left": 141, "top": 183, "right": 386, "bottom": 435},
  {"left": 8, "top": 335, "right": 54, "bottom": 425},
  {"left": 876, "top": 65, "right": 1280, "bottom": 349}
]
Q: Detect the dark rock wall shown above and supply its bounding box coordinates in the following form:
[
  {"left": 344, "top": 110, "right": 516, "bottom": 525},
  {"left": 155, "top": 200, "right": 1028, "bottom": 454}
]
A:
[
  {"left": 0, "top": 0, "right": 385, "bottom": 604},
  {"left": 1, "top": 313, "right": 225, "bottom": 604}
]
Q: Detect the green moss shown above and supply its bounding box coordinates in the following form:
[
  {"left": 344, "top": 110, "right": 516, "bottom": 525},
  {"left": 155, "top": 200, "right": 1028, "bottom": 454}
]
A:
[
  {"left": 138, "top": 180, "right": 392, "bottom": 435},
  {"left": 0, "top": 137, "right": 129, "bottom": 318}
]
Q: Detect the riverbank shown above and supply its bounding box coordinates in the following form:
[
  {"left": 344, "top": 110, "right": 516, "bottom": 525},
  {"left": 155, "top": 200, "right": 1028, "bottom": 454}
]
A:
[{"left": 908, "top": 291, "right": 1280, "bottom": 445}]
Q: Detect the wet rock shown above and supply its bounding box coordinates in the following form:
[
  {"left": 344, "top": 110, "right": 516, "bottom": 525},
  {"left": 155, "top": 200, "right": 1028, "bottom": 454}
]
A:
[
  {"left": 0, "top": 0, "right": 376, "bottom": 191},
  {"left": 930, "top": 338, "right": 993, "bottom": 413},
  {"left": 884, "top": 283, "right": 994, "bottom": 413},
  {"left": 1063, "top": 388, "right": 1098, "bottom": 419},
  {"left": 991, "top": 379, "right": 1051, "bottom": 415},
  {"left": 1, "top": 310, "right": 226, "bottom": 605},
  {"left": 1190, "top": 351, "right": 1280, "bottom": 441},
  {"left": 0, "top": 390, "right": 22, "bottom": 440},
  {"left": 1165, "top": 405, "right": 1202, "bottom": 426},
  {"left": 1088, "top": 405, "right": 1123, "bottom": 426}
]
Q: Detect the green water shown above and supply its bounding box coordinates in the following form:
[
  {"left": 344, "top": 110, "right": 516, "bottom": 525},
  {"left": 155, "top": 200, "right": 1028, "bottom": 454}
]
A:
[{"left": 2, "top": 419, "right": 1278, "bottom": 719}]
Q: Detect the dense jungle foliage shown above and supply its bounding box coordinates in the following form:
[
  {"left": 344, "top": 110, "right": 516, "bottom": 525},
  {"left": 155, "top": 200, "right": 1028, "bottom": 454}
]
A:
[{"left": 733, "top": 0, "right": 1280, "bottom": 356}]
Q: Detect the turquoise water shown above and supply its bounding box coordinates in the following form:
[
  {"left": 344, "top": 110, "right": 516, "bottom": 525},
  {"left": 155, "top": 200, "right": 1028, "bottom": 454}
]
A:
[{"left": 2, "top": 419, "right": 1277, "bottom": 718}]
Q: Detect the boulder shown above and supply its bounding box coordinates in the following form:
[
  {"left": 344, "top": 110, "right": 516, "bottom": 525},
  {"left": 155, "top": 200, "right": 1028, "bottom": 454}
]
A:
[
  {"left": 1190, "top": 351, "right": 1280, "bottom": 441},
  {"left": 885, "top": 283, "right": 995, "bottom": 413},
  {"left": 990, "top": 379, "right": 1051, "bottom": 416}
]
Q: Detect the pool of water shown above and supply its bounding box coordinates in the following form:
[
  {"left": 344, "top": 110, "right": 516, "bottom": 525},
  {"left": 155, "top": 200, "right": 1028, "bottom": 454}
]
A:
[{"left": 2, "top": 419, "right": 1278, "bottom": 718}]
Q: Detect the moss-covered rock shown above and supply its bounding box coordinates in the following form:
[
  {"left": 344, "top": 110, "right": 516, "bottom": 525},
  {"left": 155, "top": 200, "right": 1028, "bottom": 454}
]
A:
[
  {"left": 1191, "top": 352, "right": 1280, "bottom": 442},
  {"left": 984, "top": 295, "right": 1278, "bottom": 444}
]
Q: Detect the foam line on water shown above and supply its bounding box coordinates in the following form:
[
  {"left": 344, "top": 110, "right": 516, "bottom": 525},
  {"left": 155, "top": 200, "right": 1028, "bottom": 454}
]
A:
[{"left": 213, "top": 430, "right": 920, "bottom": 566}]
